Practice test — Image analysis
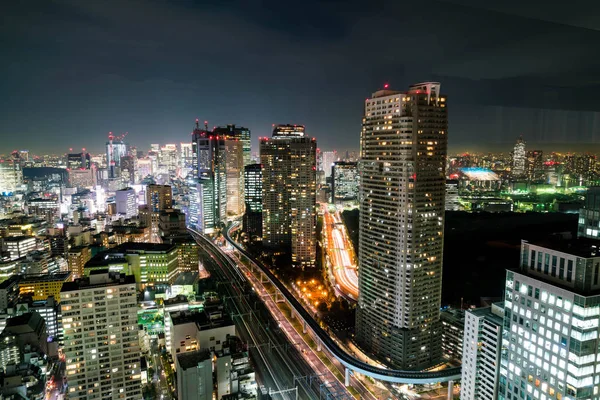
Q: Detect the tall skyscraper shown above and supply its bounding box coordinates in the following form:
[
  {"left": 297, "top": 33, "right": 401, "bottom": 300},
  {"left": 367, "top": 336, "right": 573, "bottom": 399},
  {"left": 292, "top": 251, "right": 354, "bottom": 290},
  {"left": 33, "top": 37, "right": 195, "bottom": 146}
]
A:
[
  {"left": 512, "top": 136, "right": 527, "bottom": 178},
  {"left": 158, "top": 144, "right": 179, "bottom": 176},
  {"left": 225, "top": 140, "right": 244, "bottom": 216},
  {"left": 331, "top": 161, "right": 358, "bottom": 204},
  {"left": 499, "top": 239, "right": 600, "bottom": 400},
  {"left": 62, "top": 270, "right": 141, "bottom": 399},
  {"left": 322, "top": 150, "right": 337, "bottom": 178},
  {"left": 243, "top": 164, "right": 262, "bottom": 239},
  {"left": 213, "top": 124, "right": 252, "bottom": 167},
  {"left": 0, "top": 153, "right": 23, "bottom": 194},
  {"left": 356, "top": 83, "right": 448, "bottom": 369},
  {"left": 260, "top": 125, "right": 317, "bottom": 268},
  {"left": 106, "top": 132, "right": 128, "bottom": 179},
  {"left": 191, "top": 120, "right": 226, "bottom": 233}
]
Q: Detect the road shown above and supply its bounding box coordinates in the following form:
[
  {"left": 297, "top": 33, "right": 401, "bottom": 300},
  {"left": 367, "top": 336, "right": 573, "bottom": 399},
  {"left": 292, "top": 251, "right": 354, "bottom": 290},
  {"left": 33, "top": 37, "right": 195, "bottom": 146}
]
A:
[
  {"left": 190, "top": 230, "right": 349, "bottom": 399},
  {"left": 150, "top": 340, "right": 171, "bottom": 399},
  {"left": 323, "top": 207, "right": 359, "bottom": 300}
]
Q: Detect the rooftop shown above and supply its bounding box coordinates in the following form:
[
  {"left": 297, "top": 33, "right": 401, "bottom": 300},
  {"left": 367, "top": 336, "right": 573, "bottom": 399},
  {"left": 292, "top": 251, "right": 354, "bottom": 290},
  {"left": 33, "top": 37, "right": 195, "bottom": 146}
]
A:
[
  {"left": 116, "top": 242, "right": 176, "bottom": 253},
  {"left": 176, "top": 349, "right": 211, "bottom": 370},
  {"left": 61, "top": 270, "right": 135, "bottom": 292},
  {"left": 173, "top": 272, "right": 199, "bottom": 286},
  {"left": 20, "top": 272, "right": 72, "bottom": 283},
  {"left": 524, "top": 237, "right": 600, "bottom": 259},
  {"left": 170, "top": 309, "right": 233, "bottom": 331}
]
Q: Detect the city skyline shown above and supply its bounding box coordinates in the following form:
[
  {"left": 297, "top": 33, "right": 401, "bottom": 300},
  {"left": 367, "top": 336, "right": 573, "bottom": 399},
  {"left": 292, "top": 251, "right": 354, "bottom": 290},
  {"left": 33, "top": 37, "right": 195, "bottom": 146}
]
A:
[{"left": 4, "top": 1, "right": 600, "bottom": 153}]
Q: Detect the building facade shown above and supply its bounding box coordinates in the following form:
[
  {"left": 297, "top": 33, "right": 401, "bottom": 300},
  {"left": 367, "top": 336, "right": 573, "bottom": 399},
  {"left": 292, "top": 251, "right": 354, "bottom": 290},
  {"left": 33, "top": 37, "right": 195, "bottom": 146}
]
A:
[
  {"left": 461, "top": 304, "right": 504, "bottom": 400},
  {"left": 356, "top": 83, "right": 448, "bottom": 369},
  {"left": 115, "top": 187, "right": 137, "bottom": 219},
  {"left": 260, "top": 125, "right": 317, "bottom": 268},
  {"left": 62, "top": 271, "right": 141, "bottom": 399},
  {"left": 499, "top": 239, "right": 600, "bottom": 400},
  {"left": 331, "top": 161, "right": 358, "bottom": 204},
  {"left": 512, "top": 137, "right": 527, "bottom": 178},
  {"left": 243, "top": 164, "right": 262, "bottom": 239}
]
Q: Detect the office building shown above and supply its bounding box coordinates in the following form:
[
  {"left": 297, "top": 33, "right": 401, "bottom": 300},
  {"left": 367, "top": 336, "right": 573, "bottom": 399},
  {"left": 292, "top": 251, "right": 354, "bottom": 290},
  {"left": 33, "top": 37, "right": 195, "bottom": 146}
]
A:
[
  {"left": 192, "top": 120, "right": 227, "bottom": 233},
  {"left": 356, "top": 83, "right": 448, "bottom": 369},
  {"left": 498, "top": 238, "right": 600, "bottom": 400},
  {"left": 0, "top": 155, "right": 23, "bottom": 194},
  {"left": 331, "top": 161, "right": 358, "bottom": 204},
  {"left": 66, "top": 152, "right": 91, "bottom": 170},
  {"left": 445, "top": 180, "right": 460, "bottom": 211},
  {"left": 225, "top": 139, "right": 244, "bottom": 216},
  {"left": 512, "top": 137, "right": 527, "bottom": 178},
  {"left": 322, "top": 151, "right": 337, "bottom": 178},
  {"left": 18, "top": 271, "right": 72, "bottom": 303},
  {"left": 61, "top": 270, "right": 141, "bottom": 400},
  {"left": 213, "top": 124, "right": 252, "bottom": 167},
  {"left": 461, "top": 304, "right": 504, "bottom": 400},
  {"left": 260, "top": 124, "right": 317, "bottom": 268},
  {"left": 116, "top": 187, "right": 137, "bottom": 218},
  {"left": 115, "top": 242, "right": 179, "bottom": 286},
  {"left": 578, "top": 186, "right": 600, "bottom": 239},
  {"left": 69, "top": 168, "right": 95, "bottom": 188},
  {"left": 67, "top": 245, "right": 91, "bottom": 279},
  {"left": 158, "top": 144, "right": 178, "bottom": 175},
  {"left": 146, "top": 184, "right": 172, "bottom": 212},
  {"left": 243, "top": 164, "right": 262, "bottom": 239},
  {"left": 176, "top": 349, "right": 213, "bottom": 400},
  {"left": 158, "top": 208, "right": 187, "bottom": 240},
  {"left": 3, "top": 236, "right": 36, "bottom": 260},
  {"left": 106, "top": 132, "right": 128, "bottom": 179}
]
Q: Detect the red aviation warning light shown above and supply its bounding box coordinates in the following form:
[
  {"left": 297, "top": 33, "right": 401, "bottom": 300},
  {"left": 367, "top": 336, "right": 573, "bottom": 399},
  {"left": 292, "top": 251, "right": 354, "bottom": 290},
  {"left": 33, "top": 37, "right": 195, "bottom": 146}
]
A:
[{"left": 384, "top": 83, "right": 389, "bottom": 89}]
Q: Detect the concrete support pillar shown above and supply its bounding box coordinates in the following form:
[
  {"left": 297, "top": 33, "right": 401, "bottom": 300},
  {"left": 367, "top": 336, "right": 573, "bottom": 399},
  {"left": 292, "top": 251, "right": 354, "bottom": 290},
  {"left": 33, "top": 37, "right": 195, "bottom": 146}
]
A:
[
  {"left": 447, "top": 380, "right": 454, "bottom": 400},
  {"left": 344, "top": 368, "right": 350, "bottom": 387}
]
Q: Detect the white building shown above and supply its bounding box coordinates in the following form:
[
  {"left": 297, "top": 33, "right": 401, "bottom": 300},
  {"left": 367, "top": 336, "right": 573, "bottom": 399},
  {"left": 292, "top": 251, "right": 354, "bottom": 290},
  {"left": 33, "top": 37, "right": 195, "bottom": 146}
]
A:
[
  {"left": 356, "top": 83, "right": 448, "bottom": 369},
  {"left": 322, "top": 150, "right": 337, "bottom": 178},
  {"left": 499, "top": 239, "right": 600, "bottom": 400},
  {"left": 0, "top": 157, "right": 23, "bottom": 194},
  {"left": 512, "top": 136, "right": 526, "bottom": 178},
  {"left": 61, "top": 271, "right": 141, "bottom": 399},
  {"left": 168, "top": 309, "right": 235, "bottom": 358},
  {"left": 461, "top": 303, "right": 504, "bottom": 400},
  {"left": 115, "top": 187, "right": 137, "bottom": 219},
  {"left": 578, "top": 186, "right": 600, "bottom": 239}
]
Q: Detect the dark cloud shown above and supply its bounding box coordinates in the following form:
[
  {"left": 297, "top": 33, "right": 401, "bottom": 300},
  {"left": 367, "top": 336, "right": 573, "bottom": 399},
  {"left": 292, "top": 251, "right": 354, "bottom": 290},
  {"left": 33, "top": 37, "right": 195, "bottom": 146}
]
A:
[{"left": 2, "top": 0, "right": 600, "bottom": 154}]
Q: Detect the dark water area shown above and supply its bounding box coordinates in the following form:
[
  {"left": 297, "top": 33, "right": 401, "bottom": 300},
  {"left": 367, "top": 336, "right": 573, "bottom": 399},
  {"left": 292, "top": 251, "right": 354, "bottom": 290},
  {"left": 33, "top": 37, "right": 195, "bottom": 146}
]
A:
[{"left": 341, "top": 210, "right": 579, "bottom": 308}]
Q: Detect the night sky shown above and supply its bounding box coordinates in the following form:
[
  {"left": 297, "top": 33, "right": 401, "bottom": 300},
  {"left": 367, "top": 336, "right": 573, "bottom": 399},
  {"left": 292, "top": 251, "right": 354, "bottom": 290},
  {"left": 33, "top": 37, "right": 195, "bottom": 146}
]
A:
[{"left": 3, "top": 0, "right": 600, "bottom": 154}]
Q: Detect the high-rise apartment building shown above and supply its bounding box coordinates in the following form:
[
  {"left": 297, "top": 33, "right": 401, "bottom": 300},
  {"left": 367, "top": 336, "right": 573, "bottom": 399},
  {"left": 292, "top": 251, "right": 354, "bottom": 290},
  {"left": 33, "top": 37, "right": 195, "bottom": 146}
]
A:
[
  {"left": 356, "top": 83, "right": 448, "bottom": 369},
  {"left": 498, "top": 238, "right": 600, "bottom": 400},
  {"left": 512, "top": 137, "right": 527, "bottom": 178},
  {"left": 213, "top": 124, "right": 252, "bottom": 167},
  {"left": 115, "top": 187, "right": 137, "bottom": 218},
  {"left": 461, "top": 304, "right": 504, "bottom": 400},
  {"left": 260, "top": 125, "right": 317, "bottom": 268},
  {"left": 62, "top": 270, "right": 141, "bottom": 399}
]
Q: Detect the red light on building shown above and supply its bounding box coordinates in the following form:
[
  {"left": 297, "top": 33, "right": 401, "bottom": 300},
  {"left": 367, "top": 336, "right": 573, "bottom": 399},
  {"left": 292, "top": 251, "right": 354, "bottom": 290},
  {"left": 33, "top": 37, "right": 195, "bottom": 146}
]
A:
[{"left": 384, "top": 83, "right": 389, "bottom": 89}]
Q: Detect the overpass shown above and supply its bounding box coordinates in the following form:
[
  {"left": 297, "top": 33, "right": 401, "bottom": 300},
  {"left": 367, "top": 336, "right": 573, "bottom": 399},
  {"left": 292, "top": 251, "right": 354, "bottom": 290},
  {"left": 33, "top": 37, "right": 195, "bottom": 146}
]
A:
[{"left": 222, "top": 222, "right": 462, "bottom": 386}]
